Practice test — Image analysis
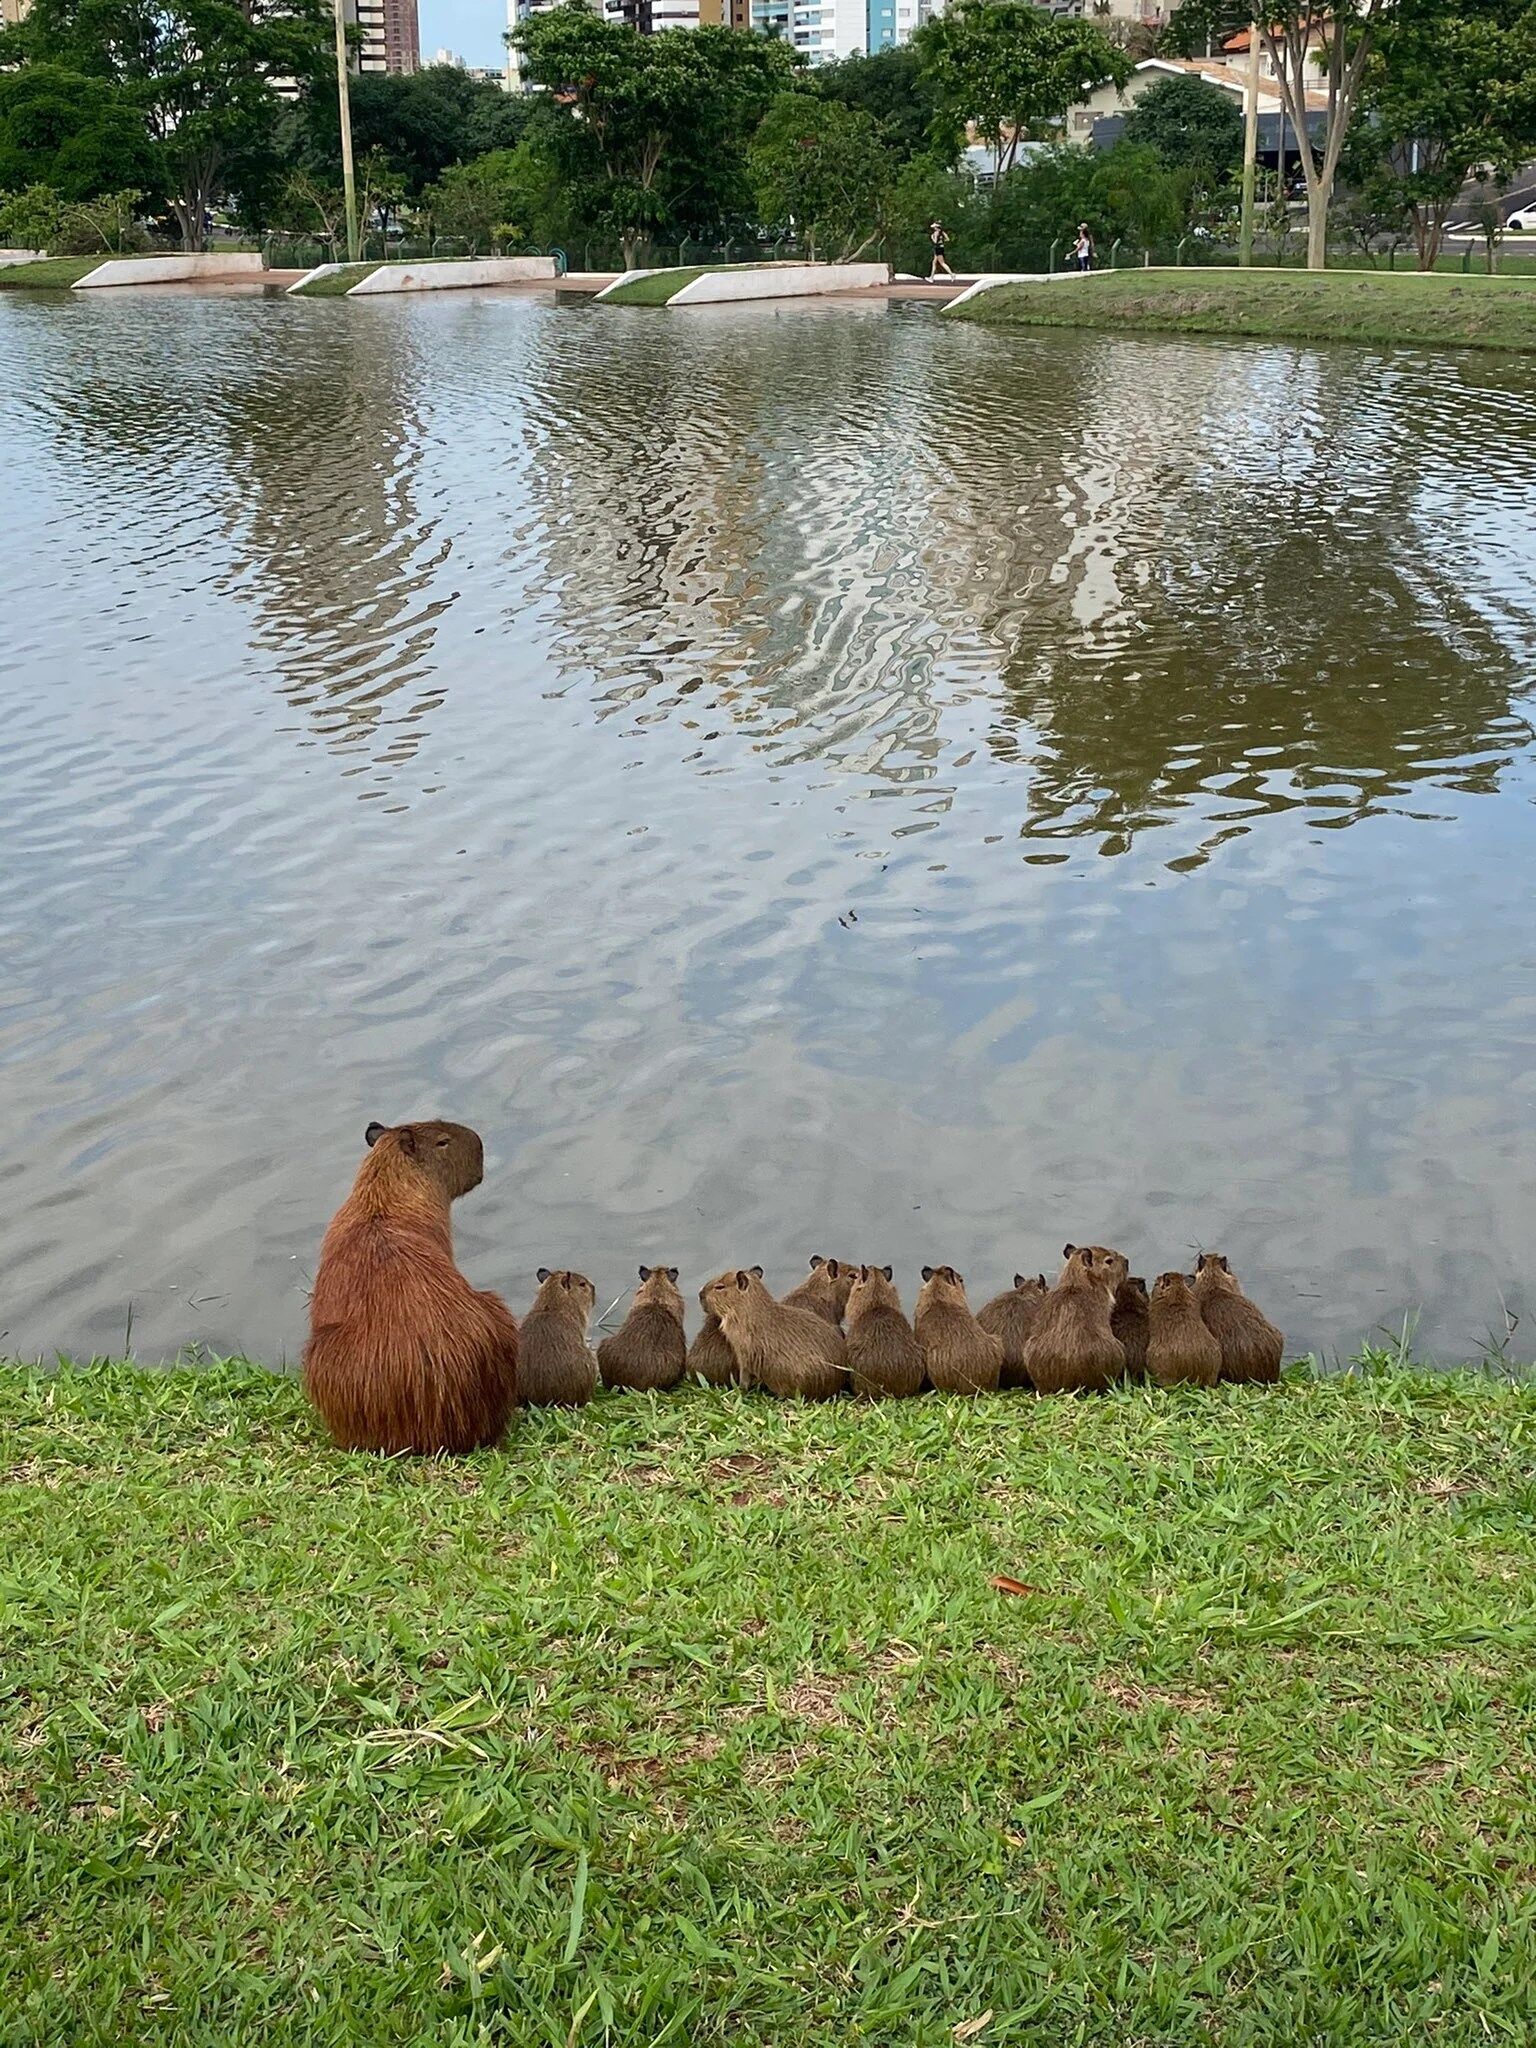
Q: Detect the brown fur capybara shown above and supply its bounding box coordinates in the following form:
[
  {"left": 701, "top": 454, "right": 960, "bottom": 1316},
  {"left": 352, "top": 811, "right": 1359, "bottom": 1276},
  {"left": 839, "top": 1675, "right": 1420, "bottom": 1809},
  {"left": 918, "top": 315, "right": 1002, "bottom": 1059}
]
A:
[
  {"left": 303, "top": 1119, "right": 519, "bottom": 1456},
  {"left": 597, "top": 1265, "right": 686, "bottom": 1393},
  {"left": 844, "top": 1265, "right": 924, "bottom": 1399},
  {"left": 1147, "top": 1271, "right": 1221, "bottom": 1388},
  {"left": 687, "top": 1265, "right": 760, "bottom": 1386},
  {"left": 1072, "top": 1243, "right": 1130, "bottom": 1295},
  {"left": 1112, "top": 1276, "right": 1150, "bottom": 1381},
  {"left": 977, "top": 1273, "right": 1048, "bottom": 1390},
  {"left": 1021, "top": 1246, "right": 1125, "bottom": 1394},
  {"left": 519, "top": 1269, "right": 598, "bottom": 1407},
  {"left": 782, "top": 1256, "right": 856, "bottom": 1327},
  {"left": 1194, "top": 1254, "right": 1284, "bottom": 1384},
  {"left": 700, "top": 1268, "right": 845, "bottom": 1400},
  {"left": 915, "top": 1266, "right": 1003, "bottom": 1395}
]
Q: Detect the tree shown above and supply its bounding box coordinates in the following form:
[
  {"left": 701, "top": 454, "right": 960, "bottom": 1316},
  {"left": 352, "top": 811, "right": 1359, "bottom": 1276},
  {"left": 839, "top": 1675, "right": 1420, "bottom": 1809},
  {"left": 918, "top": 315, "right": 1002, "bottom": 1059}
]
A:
[
  {"left": 0, "top": 62, "right": 160, "bottom": 202},
  {"left": 912, "top": 0, "right": 1128, "bottom": 182},
  {"left": 1346, "top": 0, "right": 1536, "bottom": 271},
  {"left": 1120, "top": 72, "right": 1243, "bottom": 178},
  {"left": 512, "top": 8, "right": 793, "bottom": 265},
  {"left": 6, "top": 0, "right": 332, "bottom": 249},
  {"left": 297, "top": 64, "right": 533, "bottom": 204},
  {"left": 421, "top": 143, "right": 569, "bottom": 251},
  {"left": 1170, "top": 0, "right": 1394, "bottom": 270},
  {"left": 748, "top": 92, "right": 895, "bottom": 261},
  {"left": 813, "top": 45, "right": 950, "bottom": 166}
]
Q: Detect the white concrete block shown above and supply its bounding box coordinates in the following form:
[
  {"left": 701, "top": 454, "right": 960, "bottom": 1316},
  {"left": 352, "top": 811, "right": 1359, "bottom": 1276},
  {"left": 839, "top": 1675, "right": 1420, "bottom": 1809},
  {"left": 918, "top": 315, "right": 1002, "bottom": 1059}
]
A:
[
  {"left": 669, "top": 262, "right": 889, "bottom": 306},
  {"left": 73, "top": 253, "right": 266, "bottom": 289},
  {"left": 345, "top": 257, "right": 559, "bottom": 295}
]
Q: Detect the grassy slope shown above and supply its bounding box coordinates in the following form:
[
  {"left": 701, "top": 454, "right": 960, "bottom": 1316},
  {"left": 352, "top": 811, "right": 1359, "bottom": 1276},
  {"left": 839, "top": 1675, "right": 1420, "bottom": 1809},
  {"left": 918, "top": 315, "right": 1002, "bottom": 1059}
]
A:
[
  {"left": 951, "top": 267, "right": 1536, "bottom": 351},
  {"left": 0, "top": 256, "right": 104, "bottom": 290},
  {"left": 602, "top": 264, "right": 767, "bottom": 307},
  {"left": 290, "top": 262, "right": 383, "bottom": 299},
  {"left": 4, "top": 1360, "right": 1535, "bottom": 2044}
]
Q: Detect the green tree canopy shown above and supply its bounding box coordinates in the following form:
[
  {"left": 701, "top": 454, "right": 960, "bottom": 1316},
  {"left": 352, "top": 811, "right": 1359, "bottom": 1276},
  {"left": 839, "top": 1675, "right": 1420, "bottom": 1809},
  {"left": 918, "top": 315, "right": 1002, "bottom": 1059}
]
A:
[
  {"left": 813, "top": 45, "right": 950, "bottom": 167},
  {"left": 913, "top": 0, "right": 1128, "bottom": 180},
  {"left": 1347, "top": 0, "right": 1536, "bottom": 269},
  {"left": 512, "top": 7, "right": 793, "bottom": 263},
  {"left": 297, "top": 63, "right": 534, "bottom": 203},
  {"left": 5, "top": 0, "right": 332, "bottom": 248},
  {"left": 748, "top": 92, "right": 895, "bottom": 262},
  {"left": 0, "top": 62, "right": 161, "bottom": 202},
  {"left": 1120, "top": 72, "right": 1244, "bottom": 177}
]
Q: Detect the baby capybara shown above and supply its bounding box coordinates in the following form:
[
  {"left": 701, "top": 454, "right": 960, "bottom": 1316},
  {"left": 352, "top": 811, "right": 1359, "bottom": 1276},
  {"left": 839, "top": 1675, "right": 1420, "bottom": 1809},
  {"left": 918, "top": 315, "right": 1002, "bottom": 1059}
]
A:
[
  {"left": 915, "top": 1266, "right": 1002, "bottom": 1394},
  {"left": 1021, "top": 1245, "right": 1124, "bottom": 1394},
  {"left": 844, "top": 1264, "right": 924, "bottom": 1399},
  {"left": 782, "top": 1256, "right": 856, "bottom": 1327},
  {"left": 303, "top": 1119, "right": 519, "bottom": 1456},
  {"left": 977, "top": 1273, "right": 1047, "bottom": 1390},
  {"left": 1195, "top": 1253, "right": 1283, "bottom": 1384},
  {"left": 701, "top": 1268, "right": 845, "bottom": 1399},
  {"left": 1147, "top": 1271, "right": 1221, "bottom": 1388},
  {"left": 598, "top": 1265, "right": 686, "bottom": 1393},
  {"left": 1111, "top": 1276, "right": 1150, "bottom": 1381},
  {"left": 520, "top": 1269, "right": 598, "bottom": 1407}
]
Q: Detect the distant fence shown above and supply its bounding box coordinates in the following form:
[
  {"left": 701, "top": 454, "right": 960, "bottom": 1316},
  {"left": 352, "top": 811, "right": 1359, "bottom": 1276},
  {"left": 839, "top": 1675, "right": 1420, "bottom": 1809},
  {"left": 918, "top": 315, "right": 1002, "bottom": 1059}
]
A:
[{"left": 261, "top": 232, "right": 568, "bottom": 273}]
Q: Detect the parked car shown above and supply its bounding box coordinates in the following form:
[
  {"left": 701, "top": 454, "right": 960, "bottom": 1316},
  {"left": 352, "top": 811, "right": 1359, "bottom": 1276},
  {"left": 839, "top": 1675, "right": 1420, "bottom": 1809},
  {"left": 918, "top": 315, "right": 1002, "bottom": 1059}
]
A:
[{"left": 1504, "top": 205, "right": 1536, "bottom": 232}]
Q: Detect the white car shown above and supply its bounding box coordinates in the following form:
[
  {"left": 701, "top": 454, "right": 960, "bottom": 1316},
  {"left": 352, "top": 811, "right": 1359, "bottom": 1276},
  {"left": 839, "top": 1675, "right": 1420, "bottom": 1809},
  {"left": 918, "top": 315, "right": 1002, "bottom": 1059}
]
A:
[{"left": 1504, "top": 205, "right": 1536, "bottom": 232}]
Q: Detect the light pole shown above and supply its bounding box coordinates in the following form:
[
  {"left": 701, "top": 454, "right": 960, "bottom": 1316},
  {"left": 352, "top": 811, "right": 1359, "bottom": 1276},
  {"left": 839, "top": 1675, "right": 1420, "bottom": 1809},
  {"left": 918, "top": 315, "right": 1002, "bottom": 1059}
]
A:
[
  {"left": 1239, "top": 16, "right": 1260, "bottom": 268},
  {"left": 333, "top": 0, "right": 360, "bottom": 263}
]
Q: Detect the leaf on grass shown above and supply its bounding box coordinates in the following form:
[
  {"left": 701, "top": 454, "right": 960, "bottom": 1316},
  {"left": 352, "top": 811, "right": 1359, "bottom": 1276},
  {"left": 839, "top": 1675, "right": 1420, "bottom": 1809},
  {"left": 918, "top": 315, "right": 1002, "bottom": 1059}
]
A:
[
  {"left": 954, "top": 2011, "right": 994, "bottom": 2041},
  {"left": 991, "top": 1576, "right": 1035, "bottom": 1597}
]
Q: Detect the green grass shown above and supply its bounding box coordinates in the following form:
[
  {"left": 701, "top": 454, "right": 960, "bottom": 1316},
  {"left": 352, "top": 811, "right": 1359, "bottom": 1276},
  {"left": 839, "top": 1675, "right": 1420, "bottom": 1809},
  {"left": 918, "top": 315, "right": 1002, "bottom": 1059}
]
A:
[
  {"left": 950, "top": 265, "right": 1536, "bottom": 350},
  {"left": 601, "top": 264, "right": 757, "bottom": 307},
  {"left": 0, "top": 256, "right": 106, "bottom": 290},
  {"left": 289, "top": 262, "right": 383, "bottom": 298},
  {"left": 3, "top": 1357, "right": 1535, "bottom": 2045}
]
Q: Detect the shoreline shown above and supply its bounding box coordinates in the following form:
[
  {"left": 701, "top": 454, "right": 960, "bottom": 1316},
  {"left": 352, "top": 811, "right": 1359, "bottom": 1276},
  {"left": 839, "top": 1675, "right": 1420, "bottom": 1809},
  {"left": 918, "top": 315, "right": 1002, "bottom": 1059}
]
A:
[{"left": 946, "top": 266, "right": 1536, "bottom": 351}]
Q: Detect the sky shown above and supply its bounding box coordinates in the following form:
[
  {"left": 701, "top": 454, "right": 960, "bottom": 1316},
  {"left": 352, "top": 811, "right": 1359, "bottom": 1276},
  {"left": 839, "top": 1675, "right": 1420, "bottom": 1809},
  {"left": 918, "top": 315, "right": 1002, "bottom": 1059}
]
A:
[{"left": 419, "top": 0, "right": 507, "bottom": 69}]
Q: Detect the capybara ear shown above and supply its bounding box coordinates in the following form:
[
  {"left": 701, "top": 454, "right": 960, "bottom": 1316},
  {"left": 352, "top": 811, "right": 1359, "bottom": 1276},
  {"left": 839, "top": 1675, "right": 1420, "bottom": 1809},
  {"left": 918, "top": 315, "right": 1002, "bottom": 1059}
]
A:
[
  {"left": 561, "top": 1272, "right": 572, "bottom": 1290},
  {"left": 1063, "top": 1243, "right": 1076, "bottom": 1259},
  {"left": 537, "top": 1267, "right": 551, "bottom": 1284},
  {"left": 922, "top": 1265, "right": 934, "bottom": 1282},
  {"left": 1080, "top": 1248, "right": 1095, "bottom": 1267},
  {"left": 825, "top": 1259, "right": 841, "bottom": 1277},
  {"left": 638, "top": 1265, "right": 650, "bottom": 1281},
  {"left": 667, "top": 1268, "right": 678, "bottom": 1282},
  {"left": 1038, "top": 1274, "right": 1047, "bottom": 1289},
  {"left": 946, "top": 1266, "right": 961, "bottom": 1285},
  {"left": 750, "top": 1264, "right": 764, "bottom": 1278},
  {"left": 809, "top": 1254, "right": 825, "bottom": 1270},
  {"left": 1015, "top": 1273, "right": 1027, "bottom": 1290},
  {"left": 882, "top": 1265, "right": 893, "bottom": 1281},
  {"left": 365, "top": 1121, "right": 387, "bottom": 1147},
  {"left": 736, "top": 1269, "right": 750, "bottom": 1289},
  {"left": 1220, "top": 1255, "right": 1231, "bottom": 1272},
  {"left": 396, "top": 1127, "right": 417, "bottom": 1158}
]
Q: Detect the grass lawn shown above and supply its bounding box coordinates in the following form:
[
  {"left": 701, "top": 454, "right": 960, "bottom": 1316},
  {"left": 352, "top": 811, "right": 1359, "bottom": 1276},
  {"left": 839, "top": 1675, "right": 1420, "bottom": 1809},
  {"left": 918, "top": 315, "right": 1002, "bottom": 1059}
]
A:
[
  {"left": 601, "top": 264, "right": 756, "bottom": 307},
  {"left": 0, "top": 256, "right": 105, "bottom": 290},
  {"left": 290, "top": 262, "right": 383, "bottom": 299},
  {"left": 4, "top": 1358, "right": 1535, "bottom": 2043},
  {"left": 950, "top": 266, "right": 1536, "bottom": 351}
]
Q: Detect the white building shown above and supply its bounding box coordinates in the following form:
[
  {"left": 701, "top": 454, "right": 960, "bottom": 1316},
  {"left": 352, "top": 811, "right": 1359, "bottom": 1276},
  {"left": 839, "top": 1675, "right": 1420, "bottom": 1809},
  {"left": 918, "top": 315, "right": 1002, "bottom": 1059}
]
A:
[{"left": 751, "top": 0, "right": 865, "bottom": 65}]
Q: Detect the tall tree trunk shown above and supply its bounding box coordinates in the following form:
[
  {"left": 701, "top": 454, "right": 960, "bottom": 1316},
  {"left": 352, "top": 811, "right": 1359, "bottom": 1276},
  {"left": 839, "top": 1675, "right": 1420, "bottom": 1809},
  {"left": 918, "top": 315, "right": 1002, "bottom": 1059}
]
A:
[{"left": 1306, "top": 184, "right": 1329, "bottom": 270}]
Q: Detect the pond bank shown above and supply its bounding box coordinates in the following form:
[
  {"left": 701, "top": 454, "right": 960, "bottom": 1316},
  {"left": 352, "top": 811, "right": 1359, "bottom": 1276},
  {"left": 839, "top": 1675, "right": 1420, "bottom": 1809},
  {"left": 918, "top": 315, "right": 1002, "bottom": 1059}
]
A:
[
  {"left": 3, "top": 1358, "right": 1534, "bottom": 2041},
  {"left": 950, "top": 266, "right": 1536, "bottom": 350}
]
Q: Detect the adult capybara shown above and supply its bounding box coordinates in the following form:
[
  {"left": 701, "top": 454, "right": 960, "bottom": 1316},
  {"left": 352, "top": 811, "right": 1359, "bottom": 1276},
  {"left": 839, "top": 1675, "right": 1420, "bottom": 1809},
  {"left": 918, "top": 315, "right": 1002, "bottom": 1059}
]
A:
[
  {"left": 520, "top": 1269, "right": 598, "bottom": 1407},
  {"left": 1194, "top": 1253, "right": 1284, "bottom": 1384},
  {"left": 844, "top": 1264, "right": 924, "bottom": 1399},
  {"left": 1147, "top": 1271, "right": 1221, "bottom": 1388},
  {"left": 1111, "top": 1275, "right": 1150, "bottom": 1381},
  {"left": 687, "top": 1266, "right": 761, "bottom": 1386},
  {"left": 598, "top": 1265, "right": 686, "bottom": 1393},
  {"left": 782, "top": 1256, "right": 856, "bottom": 1327},
  {"left": 1021, "top": 1246, "right": 1124, "bottom": 1394},
  {"left": 915, "top": 1266, "right": 1003, "bottom": 1394},
  {"left": 977, "top": 1273, "right": 1048, "bottom": 1390},
  {"left": 303, "top": 1119, "right": 518, "bottom": 1456},
  {"left": 701, "top": 1268, "right": 845, "bottom": 1400}
]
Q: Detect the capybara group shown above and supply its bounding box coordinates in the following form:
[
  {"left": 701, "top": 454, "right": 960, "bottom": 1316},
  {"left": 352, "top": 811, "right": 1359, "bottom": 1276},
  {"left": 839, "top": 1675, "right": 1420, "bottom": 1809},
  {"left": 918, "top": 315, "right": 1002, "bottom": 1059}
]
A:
[
  {"left": 300, "top": 1128, "right": 1290, "bottom": 1451},
  {"left": 303, "top": 1119, "right": 519, "bottom": 1456}
]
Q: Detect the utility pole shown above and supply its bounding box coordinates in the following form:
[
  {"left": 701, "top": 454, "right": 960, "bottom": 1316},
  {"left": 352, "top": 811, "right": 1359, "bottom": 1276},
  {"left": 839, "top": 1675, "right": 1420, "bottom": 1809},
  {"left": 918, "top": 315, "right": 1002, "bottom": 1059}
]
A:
[
  {"left": 1239, "top": 16, "right": 1260, "bottom": 268},
  {"left": 333, "top": 0, "right": 360, "bottom": 264}
]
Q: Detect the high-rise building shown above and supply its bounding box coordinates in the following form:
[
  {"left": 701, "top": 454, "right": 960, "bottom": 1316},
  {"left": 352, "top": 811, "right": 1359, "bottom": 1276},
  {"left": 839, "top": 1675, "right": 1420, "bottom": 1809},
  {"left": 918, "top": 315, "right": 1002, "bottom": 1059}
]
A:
[
  {"left": 751, "top": 0, "right": 865, "bottom": 64},
  {"left": 347, "top": 0, "right": 419, "bottom": 75}
]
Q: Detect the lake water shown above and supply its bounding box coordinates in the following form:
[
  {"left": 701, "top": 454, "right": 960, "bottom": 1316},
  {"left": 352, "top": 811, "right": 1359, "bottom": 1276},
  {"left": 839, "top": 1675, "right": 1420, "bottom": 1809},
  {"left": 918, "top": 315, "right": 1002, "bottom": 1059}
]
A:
[{"left": 3, "top": 286, "right": 1535, "bottom": 1367}]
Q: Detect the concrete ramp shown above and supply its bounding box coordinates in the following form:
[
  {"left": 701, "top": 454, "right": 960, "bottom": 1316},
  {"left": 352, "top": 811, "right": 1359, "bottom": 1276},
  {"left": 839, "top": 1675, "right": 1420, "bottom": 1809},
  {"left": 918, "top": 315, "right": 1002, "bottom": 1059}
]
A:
[{"left": 74, "top": 254, "right": 265, "bottom": 289}]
